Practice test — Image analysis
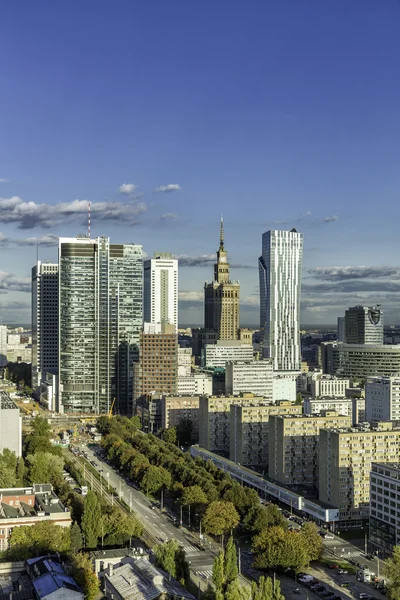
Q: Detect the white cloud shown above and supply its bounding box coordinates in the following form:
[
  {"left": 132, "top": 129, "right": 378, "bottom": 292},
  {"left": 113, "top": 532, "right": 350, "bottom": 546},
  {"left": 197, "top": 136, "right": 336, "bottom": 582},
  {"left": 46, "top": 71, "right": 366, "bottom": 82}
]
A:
[
  {"left": 160, "top": 213, "right": 178, "bottom": 221},
  {"left": 0, "top": 178, "right": 9, "bottom": 184},
  {"left": 0, "top": 196, "right": 147, "bottom": 229},
  {"left": 321, "top": 215, "right": 339, "bottom": 223},
  {"left": 154, "top": 184, "right": 182, "bottom": 193},
  {"left": 178, "top": 291, "right": 203, "bottom": 302},
  {"left": 119, "top": 183, "right": 137, "bottom": 195},
  {"left": 0, "top": 271, "right": 30, "bottom": 293}
]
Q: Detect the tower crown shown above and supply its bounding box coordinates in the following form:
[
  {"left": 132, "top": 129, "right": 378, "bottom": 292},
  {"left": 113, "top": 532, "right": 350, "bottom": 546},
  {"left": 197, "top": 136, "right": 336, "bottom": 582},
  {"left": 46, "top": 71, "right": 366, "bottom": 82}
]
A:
[{"left": 214, "top": 217, "right": 230, "bottom": 283}]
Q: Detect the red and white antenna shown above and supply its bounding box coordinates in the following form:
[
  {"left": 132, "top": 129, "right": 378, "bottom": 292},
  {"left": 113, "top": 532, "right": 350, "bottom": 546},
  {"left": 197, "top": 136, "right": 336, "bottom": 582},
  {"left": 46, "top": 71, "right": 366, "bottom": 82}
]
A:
[{"left": 88, "top": 202, "right": 91, "bottom": 238}]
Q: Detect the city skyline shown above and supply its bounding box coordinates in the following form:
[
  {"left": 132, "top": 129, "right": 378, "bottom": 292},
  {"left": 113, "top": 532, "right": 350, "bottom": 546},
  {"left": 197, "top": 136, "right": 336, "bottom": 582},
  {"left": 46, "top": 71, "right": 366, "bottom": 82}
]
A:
[{"left": 2, "top": 1, "right": 400, "bottom": 326}]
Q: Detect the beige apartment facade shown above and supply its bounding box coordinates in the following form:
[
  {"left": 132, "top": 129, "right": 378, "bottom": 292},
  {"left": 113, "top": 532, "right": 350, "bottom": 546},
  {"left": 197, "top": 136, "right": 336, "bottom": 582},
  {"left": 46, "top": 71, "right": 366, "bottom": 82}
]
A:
[
  {"left": 268, "top": 412, "right": 351, "bottom": 490},
  {"left": 161, "top": 395, "right": 201, "bottom": 442},
  {"left": 230, "top": 401, "right": 302, "bottom": 468},
  {"left": 319, "top": 422, "right": 400, "bottom": 525}
]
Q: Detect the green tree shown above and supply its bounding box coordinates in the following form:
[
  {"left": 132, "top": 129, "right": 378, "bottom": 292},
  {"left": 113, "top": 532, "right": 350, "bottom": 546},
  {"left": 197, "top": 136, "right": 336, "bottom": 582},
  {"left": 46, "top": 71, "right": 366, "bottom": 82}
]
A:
[
  {"left": 212, "top": 551, "right": 225, "bottom": 594},
  {"left": 162, "top": 427, "right": 177, "bottom": 444},
  {"left": 181, "top": 485, "right": 208, "bottom": 509},
  {"left": 300, "top": 522, "right": 324, "bottom": 563},
  {"left": 176, "top": 418, "right": 193, "bottom": 446},
  {"left": 139, "top": 465, "right": 171, "bottom": 495},
  {"left": 384, "top": 545, "right": 400, "bottom": 600},
  {"left": 102, "top": 509, "right": 143, "bottom": 545},
  {"left": 7, "top": 522, "right": 70, "bottom": 560},
  {"left": 252, "top": 526, "right": 308, "bottom": 572},
  {"left": 202, "top": 501, "right": 240, "bottom": 538},
  {"left": 225, "top": 537, "right": 238, "bottom": 585},
  {"left": 69, "top": 522, "right": 83, "bottom": 555},
  {"left": 71, "top": 552, "right": 100, "bottom": 600},
  {"left": 244, "top": 504, "right": 288, "bottom": 533},
  {"left": 25, "top": 452, "right": 64, "bottom": 486},
  {"left": 225, "top": 579, "right": 250, "bottom": 600},
  {"left": 81, "top": 491, "right": 102, "bottom": 549},
  {"left": 154, "top": 540, "right": 178, "bottom": 579},
  {"left": 295, "top": 393, "right": 303, "bottom": 405},
  {"left": 251, "top": 576, "right": 284, "bottom": 600},
  {"left": 0, "top": 449, "right": 18, "bottom": 487},
  {"left": 16, "top": 456, "right": 26, "bottom": 485}
]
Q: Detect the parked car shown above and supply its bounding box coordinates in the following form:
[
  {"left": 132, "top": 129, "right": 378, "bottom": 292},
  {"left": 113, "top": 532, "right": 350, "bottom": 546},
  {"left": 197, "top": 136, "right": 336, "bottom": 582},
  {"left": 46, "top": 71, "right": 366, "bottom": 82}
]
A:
[
  {"left": 328, "top": 564, "right": 339, "bottom": 569},
  {"left": 338, "top": 570, "right": 349, "bottom": 575}
]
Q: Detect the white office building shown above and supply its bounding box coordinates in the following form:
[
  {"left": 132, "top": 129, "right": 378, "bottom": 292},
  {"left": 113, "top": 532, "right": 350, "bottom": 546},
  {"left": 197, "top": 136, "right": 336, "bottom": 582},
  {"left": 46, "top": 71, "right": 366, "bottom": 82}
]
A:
[
  {"left": 304, "top": 397, "right": 353, "bottom": 418},
  {"left": 370, "top": 462, "right": 400, "bottom": 554},
  {"left": 144, "top": 253, "right": 178, "bottom": 331},
  {"left": 272, "top": 375, "right": 296, "bottom": 402},
  {"left": 259, "top": 228, "right": 303, "bottom": 371},
  {"left": 178, "top": 347, "right": 192, "bottom": 377},
  {"left": 225, "top": 359, "right": 273, "bottom": 398},
  {"left": 202, "top": 341, "right": 253, "bottom": 369},
  {"left": 31, "top": 261, "right": 58, "bottom": 398},
  {"left": 0, "top": 392, "right": 22, "bottom": 457},
  {"left": 366, "top": 375, "right": 400, "bottom": 422},
  {"left": 0, "top": 325, "right": 7, "bottom": 367},
  {"left": 177, "top": 372, "right": 213, "bottom": 396},
  {"left": 310, "top": 375, "right": 350, "bottom": 398}
]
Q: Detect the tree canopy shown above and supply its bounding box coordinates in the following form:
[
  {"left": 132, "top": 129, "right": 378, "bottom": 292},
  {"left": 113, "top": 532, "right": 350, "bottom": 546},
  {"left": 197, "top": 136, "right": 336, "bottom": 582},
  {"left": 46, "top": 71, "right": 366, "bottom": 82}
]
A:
[
  {"left": 384, "top": 546, "right": 400, "bottom": 600},
  {"left": 7, "top": 522, "right": 70, "bottom": 560},
  {"left": 202, "top": 501, "right": 240, "bottom": 537}
]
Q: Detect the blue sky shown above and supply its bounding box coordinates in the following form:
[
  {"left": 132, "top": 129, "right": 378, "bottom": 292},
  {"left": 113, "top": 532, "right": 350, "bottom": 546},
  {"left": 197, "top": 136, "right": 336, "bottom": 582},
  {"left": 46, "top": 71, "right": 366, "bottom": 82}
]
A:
[{"left": 2, "top": 0, "right": 400, "bottom": 327}]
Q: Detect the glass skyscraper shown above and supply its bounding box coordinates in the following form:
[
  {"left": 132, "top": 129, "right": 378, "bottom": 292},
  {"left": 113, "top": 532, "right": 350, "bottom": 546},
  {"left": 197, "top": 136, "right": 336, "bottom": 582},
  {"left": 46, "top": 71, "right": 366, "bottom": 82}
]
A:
[
  {"left": 258, "top": 228, "right": 303, "bottom": 371},
  {"left": 58, "top": 236, "right": 142, "bottom": 414}
]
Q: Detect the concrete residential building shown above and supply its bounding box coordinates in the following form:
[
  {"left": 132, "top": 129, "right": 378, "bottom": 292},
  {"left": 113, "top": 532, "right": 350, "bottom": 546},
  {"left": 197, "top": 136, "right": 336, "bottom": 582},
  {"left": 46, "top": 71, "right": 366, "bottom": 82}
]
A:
[
  {"left": 178, "top": 347, "right": 192, "bottom": 376},
  {"left": 304, "top": 397, "right": 353, "bottom": 419},
  {"left": 0, "top": 324, "right": 7, "bottom": 367},
  {"left": 0, "top": 484, "right": 71, "bottom": 551},
  {"left": 319, "top": 422, "right": 400, "bottom": 525},
  {"left": 230, "top": 401, "right": 302, "bottom": 468},
  {"left": 7, "top": 333, "right": 32, "bottom": 363},
  {"left": 272, "top": 375, "right": 296, "bottom": 402},
  {"left": 143, "top": 253, "right": 178, "bottom": 331},
  {"left": 310, "top": 375, "right": 351, "bottom": 398},
  {"left": 134, "top": 325, "right": 178, "bottom": 402},
  {"left": 202, "top": 341, "right": 253, "bottom": 369},
  {"left": 259, "top": 228, "right": 303, "bottom": 371},
  {"left": 204, "top": 218, "right": 240, "bottom": 340},
  {"left": 199, "top": 393, "right": 263, "bottom": 454},
  {"left": 161, "top": 395, "right": 200, "bottom": 442},
  {"left": 369, "top": 462, "right": 400, "bottom": 554},
  {"left": 366, "top": 375, "right": 400, "bottom": 422},
  {"left": 352, "top": 397, "right": 366, "bottom": 425},
  {"left": 31, "top": 261, "right": 58, "bottom": 399},
  {"left": 0, "top": 392, "right": 22, "bottom": 457},
  {"left": 177, "top": 372, "right": 213, "bottom": 396},
  {"left": 59, "top": 236, "right": 143, "bottom": 414},
  {"left": 225, "top": 359, "right": 273, "bottom": 397},
  {"left": 321, "top": 342, "right": 400, "bottom": 379},
  {"left": 269, "top": 412, "right": 351, "bottom": 490},
  {"left": 345, "top": 305, "right": 383, "bottom": 345}
]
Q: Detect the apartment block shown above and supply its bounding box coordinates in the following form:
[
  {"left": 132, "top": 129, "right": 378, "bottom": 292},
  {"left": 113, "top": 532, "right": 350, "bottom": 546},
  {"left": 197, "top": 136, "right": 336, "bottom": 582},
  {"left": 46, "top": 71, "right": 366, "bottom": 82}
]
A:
[
  {"left": 178, "top": 347, "right": 192, "bottom": 377},
  {"left": 352, "top": 397, "right": 366, "bottom": 425},
  {"left": 268, "top": 412, "right": 351, "bottom": 490},
  {"left": 310, "top": 375, "right": 350, "bottom": 398},
  {"left": 202, "top": 342, "right": 253, "bottom": 369},
  {"left": 272, "top": 375, "right": 296, "bottom": 402},
  {"left": 161, "top": 395, "right": 200, "bottom": 442},
  {"left": 143, "top": 253, "right": 178, "bottom": 331},
  {"left": 0, "top": 484, "right": 71, "bottom": 551},
  {"left": 366, "top": 375, "right": 400, "bottom": 422},
  {"left": 199, "top": 393, "right": 263, "bottom": 454},
  {"left": 177, "top": 372, "right": 213, "bottom": 396},
  {"left": 319, "top": 422, "right": 400, "bottom": 525},
  {"left": 369, "top": 462, "right": 400, "bottom": 554},
  {"left": 321, "top": 342, "right": 400, "bottom": 379},
  {"left": 225, "top": 359, "right": 273, "bottom": 397},
  {"left": 304, "top": 397, "right": 353, "bottom": 419},
  {"left": 230, "top": 401, "right": 302, "bottom": 468}
]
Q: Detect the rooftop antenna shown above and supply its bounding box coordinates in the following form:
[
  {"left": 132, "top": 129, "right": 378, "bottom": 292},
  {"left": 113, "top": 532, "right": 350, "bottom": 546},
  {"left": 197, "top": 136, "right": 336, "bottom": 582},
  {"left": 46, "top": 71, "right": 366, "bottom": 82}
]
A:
[
  {"left": 88, "top": 202, "right": 91, "bottom": 238},
  {"left": 220, "top": 214, "right": 224, "bottom": 249}
]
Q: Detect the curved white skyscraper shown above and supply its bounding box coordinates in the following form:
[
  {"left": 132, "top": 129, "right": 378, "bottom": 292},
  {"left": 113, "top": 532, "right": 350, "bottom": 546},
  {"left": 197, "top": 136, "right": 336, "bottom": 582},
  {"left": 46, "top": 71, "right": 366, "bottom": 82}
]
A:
[{"left": 259, "top": 228, "right": 303, "bottom": 371}]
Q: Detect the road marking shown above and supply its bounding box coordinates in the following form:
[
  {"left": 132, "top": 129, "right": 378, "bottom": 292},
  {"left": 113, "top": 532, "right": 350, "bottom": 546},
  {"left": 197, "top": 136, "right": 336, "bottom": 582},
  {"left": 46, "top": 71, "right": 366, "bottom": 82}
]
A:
[{"left": 196, "top": 570, "right": 213, "bottom": 579}]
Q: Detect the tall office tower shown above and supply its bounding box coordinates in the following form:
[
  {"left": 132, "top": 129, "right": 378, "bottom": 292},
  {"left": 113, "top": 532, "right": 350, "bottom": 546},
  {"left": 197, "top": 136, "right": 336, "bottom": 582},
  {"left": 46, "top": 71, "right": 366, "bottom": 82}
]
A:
[
  {"left": 204, "top": 218, "right": 240, "bottom": 340},
  {"left": 344, "top": 305, "right": 383, "bottom": 345},
  {"left": 31, "top": 262, "right": 58, "bottom": 398},
  {"left": 259, "top": 228, "right": 303, "bottom": 371},
  {"left": 143, "top": 253, "right": 178, "bottom": 331},
  {"left": 133, "top": 323, "right": 178, "bottom": 402},
  {"left": 58, "top": 236, "right": 142, "bottom": 415},
  {"left": 0, "top": 325, "right": 7, "bottom": 367},
  {"left": 337, "top": 317, "right": 345, "bottom": 342}
]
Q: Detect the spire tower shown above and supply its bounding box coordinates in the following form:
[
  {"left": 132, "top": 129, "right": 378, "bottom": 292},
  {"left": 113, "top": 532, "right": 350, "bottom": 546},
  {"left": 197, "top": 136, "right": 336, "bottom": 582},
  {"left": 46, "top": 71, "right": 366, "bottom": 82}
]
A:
[{"left": 220, "top": 215, "right": 224, "bottom": 249}]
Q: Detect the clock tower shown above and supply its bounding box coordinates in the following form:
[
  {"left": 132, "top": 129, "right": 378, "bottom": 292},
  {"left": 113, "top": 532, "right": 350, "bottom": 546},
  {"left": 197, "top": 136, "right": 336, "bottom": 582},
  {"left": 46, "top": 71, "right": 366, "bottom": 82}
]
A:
[{"left": 204, "top": 217, "right": 240, "bottom": 340}]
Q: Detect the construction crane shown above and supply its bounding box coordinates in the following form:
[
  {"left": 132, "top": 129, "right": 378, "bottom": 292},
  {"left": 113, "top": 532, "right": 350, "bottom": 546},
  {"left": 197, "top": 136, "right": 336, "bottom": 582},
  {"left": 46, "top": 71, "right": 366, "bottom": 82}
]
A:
[{"left": 108, "top": 398, "right": 116, "bottom": 418}]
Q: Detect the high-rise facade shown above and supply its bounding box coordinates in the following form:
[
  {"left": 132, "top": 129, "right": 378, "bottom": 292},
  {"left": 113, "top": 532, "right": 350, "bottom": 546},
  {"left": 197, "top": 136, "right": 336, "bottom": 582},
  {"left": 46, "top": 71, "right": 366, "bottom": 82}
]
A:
[
  {"left": 259, "top": 228, "right": 303, "bottom": 371},
  {"left": 0, "top": 325, "right": 7, "bottom": 368},
  {"left": 58, "top": 236, "right": 142, "bottom": 415},
  {"left": 365, "top": 375, "right": 400, "bottom": 422},
  {"left": 204, "top": 218, "right": 240, "bottom": 340},
  {"left": 143, "top": 253, "right": 178, "bottom": 331},
  {"left": 31, "top": 262, "right": 58, "bottom": 398},
  {"left": 344, "top": 305, "right": 383, "bottom": 345}
]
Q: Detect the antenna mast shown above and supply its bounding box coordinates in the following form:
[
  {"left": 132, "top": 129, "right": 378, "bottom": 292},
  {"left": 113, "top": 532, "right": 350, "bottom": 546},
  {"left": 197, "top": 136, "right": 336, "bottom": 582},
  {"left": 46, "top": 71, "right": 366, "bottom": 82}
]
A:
[{"left": 88, "top": 202, "right": 91, "bottom": 238}]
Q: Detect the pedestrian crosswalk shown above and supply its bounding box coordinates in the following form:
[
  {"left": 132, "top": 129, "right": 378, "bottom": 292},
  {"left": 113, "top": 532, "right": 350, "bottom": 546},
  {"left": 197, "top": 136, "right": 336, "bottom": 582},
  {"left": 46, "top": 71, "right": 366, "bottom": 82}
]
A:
[
  {"left": 182, "top": 544, "right": 201, "bottom": 555},
  {"left": 196, "top": 570, "right": 213, "bottom": 580},
  {"left": 324, "top": 540, "right": 362, "bottom": 559}
]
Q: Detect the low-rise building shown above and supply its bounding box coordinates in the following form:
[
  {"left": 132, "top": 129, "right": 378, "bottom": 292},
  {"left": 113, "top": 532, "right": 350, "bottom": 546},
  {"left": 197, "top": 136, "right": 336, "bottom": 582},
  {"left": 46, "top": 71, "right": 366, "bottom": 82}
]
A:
[
  {"left": 225, "top": 359, "right": 273, "bottom": 397},
  {"left": 0, "top": 484, "right": 71, "bottom": 551},
  {"left": 230, "top": 401, "right": 302, "bottom": 468},
  {"left": 310, "top": 375, "right": 351, "bottom": 398},
  {"left": 268, "top": 412, "right": 351, "bottom": 490},
  {"left": 7, "top": 332, "right": 32, "bottom": 363},
  {"left": 177, "top": 372, "right": 213, "bottom": 396},
  {"left": 0, "top": 391, "right": 22, "bottom": 457},
  {"left": 161, "top": 395, "right": 200, "bottom": 441},
  {"left": 303, "top": 397, "right": 353, "bottom": 418},
  {"left": 104, "top": 557, "right": 195, "bottom": 600},
  {"left": 369, "top": 462, "right": 400, "bottom": 555},
  {"left": 199, "top": 393, "right": 263, "bottom": 454},
  {"left": 202, "top": 341, "right": 253, "bottom": 369},
  {"left": 26, "top": 556, "right": 83, "bottom": 600},
  {"left": 366, "top": 375, "right": 400, "bottom": 422},
  {"left": 319, "top": 422, "right": 400, "bottom": 526}
]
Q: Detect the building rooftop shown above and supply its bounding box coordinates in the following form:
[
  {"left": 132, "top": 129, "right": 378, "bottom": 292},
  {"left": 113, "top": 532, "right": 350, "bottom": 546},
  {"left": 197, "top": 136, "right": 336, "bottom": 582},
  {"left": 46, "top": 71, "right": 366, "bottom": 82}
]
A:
[
  {"left": 0, "top": 485, "right": 69, "bottom": 519},
  {"left": 26, "top": 557, "right": 82, "bottom": 599},
  {"left": 0, "top": 391, "right": 19, "bottom": 410}
]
